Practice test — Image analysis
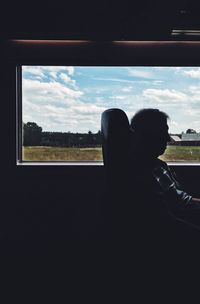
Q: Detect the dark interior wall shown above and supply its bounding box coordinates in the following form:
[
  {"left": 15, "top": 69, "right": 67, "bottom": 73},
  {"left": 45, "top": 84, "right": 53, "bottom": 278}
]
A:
[
  {"left": 1, "top": 40, "right": 200, "bottom": 246},
  {"left": 1, "top": 46, "right": 110, "bottom": 244},
  {"left": 1, "top": 59, "right": 108, "bottom": 243}
]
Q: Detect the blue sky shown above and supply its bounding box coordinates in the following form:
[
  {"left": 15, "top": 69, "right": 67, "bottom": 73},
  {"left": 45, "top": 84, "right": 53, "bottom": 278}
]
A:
[{"left": 22, "top": 66, "right": 200, "bottom": 133}]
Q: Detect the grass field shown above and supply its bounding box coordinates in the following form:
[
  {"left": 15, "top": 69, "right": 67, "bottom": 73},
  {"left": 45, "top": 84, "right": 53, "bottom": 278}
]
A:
[
  {"left": 23, "top": 145, "right": 200, "bottom": 162},
  {"left": 23, "top": 146, "right": 103, "bottom": 161},
  {"left": 159, "top": 146, "right": 200, "bottom": 162}
]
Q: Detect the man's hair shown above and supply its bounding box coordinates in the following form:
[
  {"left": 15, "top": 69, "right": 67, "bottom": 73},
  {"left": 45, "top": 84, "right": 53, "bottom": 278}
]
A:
[{"left": 130, "top": 108, "right": 169, "bottom": 132}]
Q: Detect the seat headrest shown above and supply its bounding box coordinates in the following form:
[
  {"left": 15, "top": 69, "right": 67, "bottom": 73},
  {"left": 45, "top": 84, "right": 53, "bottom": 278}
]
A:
[
  {"left": 101, "top": 108, "right": 130, "bottom": 169},
  {"left": 101, "top": 108, "right": 130, "bottom": 141}
]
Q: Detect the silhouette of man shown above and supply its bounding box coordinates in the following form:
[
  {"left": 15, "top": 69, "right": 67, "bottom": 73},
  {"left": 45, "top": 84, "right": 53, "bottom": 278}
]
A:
[{"left": 129, "top": 108, "right": 200, "bottom": 231}]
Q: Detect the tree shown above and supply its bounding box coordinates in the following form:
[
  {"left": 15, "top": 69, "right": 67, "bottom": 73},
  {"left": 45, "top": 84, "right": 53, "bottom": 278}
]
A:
[
  {"left": 87, "top": 130, "right": 94, "bottom": 145},
  {"left": 186, "top": 128, "right": 197, "bottom": 134},
  {"left": 96, "top": 130, "right": 102, "bottom": 145},
  {"left": 23, "top": 122, "right": 42, "bottom": 146}
]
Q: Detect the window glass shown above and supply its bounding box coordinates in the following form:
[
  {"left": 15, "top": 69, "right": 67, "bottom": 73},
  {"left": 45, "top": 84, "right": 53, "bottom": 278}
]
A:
[{"left": 21, "top": 66, "right": 200, "bottom": 162}]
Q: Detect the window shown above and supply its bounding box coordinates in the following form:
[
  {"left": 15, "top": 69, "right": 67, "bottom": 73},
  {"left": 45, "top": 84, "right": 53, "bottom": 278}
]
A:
[
  {"left": 12, "top": 39, "right": 200, "bottom": 165},
  {"left": 18, "top": 65, "right": 200, "bottom": 164}
]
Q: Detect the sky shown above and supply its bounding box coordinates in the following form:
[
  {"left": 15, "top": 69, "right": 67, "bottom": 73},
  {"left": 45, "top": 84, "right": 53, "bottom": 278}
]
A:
[{"left": 22, "top": 66, "right": 200, "bottom": 134}]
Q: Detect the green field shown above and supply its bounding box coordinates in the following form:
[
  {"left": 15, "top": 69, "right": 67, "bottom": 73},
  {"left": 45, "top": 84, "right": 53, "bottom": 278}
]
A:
[
  {"left": 22, "top": 145, "right": 200, "bottom": 162},
  {"left": 159, "top": 146, "right": 200, "bottom": 162},
  {"left": 23, "top": 146, "right": 103, "bottom": 161}
]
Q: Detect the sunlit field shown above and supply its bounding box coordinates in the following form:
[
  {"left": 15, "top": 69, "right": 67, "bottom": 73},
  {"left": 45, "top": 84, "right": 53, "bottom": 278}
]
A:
[
  {"left": 22, "top": 145, "right": 200, "bottom": 162},
  {"left": 23, "top": 146, "right": 103, "bottom": 161},
  {"left": 160, "top": 146, "right": 200, "bottom": 162}
]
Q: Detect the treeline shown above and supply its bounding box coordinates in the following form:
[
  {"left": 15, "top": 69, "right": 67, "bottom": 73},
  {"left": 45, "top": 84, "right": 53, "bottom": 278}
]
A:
[{"left": 23, "top": 122, "right": 102, "bottom": 147}]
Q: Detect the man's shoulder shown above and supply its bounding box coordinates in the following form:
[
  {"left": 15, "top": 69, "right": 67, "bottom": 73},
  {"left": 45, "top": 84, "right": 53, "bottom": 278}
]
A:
[{"left": 155, "top": 158, "right": 168, "bottom": 169}]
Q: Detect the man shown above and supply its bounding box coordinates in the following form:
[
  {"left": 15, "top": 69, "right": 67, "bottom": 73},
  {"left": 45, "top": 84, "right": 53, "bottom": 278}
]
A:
[{"left": 129, "top": 108, "right": 200, "bottom": 232}]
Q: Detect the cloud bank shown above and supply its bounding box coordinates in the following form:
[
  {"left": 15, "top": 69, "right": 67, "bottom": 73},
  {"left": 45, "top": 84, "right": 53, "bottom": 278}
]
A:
[{"left": 22, "top": 66, "right": 200, "bottom": 133}]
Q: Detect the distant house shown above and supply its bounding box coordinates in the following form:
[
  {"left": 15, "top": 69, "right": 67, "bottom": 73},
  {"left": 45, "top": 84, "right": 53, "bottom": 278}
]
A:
[
  {"left": 181, "top": 133, "right": 200, "bottom": 146},
  {"left": 168, "top": 133, "right": 200, "bottom": 146},
  {"left": 170, "top": 135, "right": 182, "bottom": 145},
  {"left": 182, "top": 133, "right": 200, "bottom": 141}
]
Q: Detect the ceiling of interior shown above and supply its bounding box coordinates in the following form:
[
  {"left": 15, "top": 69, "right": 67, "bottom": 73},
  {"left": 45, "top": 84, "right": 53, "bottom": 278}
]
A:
[{"left": 1, "top": 0, "right": 200, "bottom": 40}]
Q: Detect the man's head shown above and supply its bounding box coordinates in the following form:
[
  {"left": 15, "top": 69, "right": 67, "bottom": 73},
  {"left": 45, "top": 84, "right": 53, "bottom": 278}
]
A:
[{"left": 130, "top": 108, "right": 171, "bottom": 159}]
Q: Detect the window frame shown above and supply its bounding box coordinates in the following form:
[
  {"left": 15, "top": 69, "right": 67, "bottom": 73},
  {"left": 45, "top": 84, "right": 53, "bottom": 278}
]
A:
[{"left": 10, "top": 39, "right": 200, "bottom": 166}]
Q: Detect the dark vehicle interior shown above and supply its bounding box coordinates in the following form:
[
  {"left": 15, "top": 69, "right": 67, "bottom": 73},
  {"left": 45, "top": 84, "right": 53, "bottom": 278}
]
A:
[{"left": 1, "top": 0, "right": 200, "bottom": 255}]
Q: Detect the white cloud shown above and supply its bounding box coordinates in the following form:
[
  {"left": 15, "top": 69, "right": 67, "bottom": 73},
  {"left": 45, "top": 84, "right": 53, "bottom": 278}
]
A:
[
  {"left": 23, "top": 98, "right": 106, "bottom": 133},
  {"left": 44, "top": 105, "right": 67, "bottom": 115},
  {"left": 59, "top": 73, "right": 76, "bottom": 86},
  {"left": 109, "top": 95, "right": 127, "bottom": 100},
  {"left": 23, "top": 66, "right": 45, "bottom": 77},
  {"left": 184, "top": 68, "right": 200, "bottom": 79},
  {"left": 128, "top": 68, "right": 154, "bottom": 79},
  {"left": 93, "top": 77, "right": 134, "bottom": 84},
  {"left": 182, "top": 108, "right": 200, "bottom": 117},
  {"left": 49, "top": 71, "right": 57, "bottom": 79},
  {"left": 168, "top": 120, "right": 179, "bottom": 132},
  {"left": 72, "top": 104, "right": 106, "bottom": 115},
  {"left": 22, "top": 66, "right": 200, "bottom": 134},
  {"left": 189, "top": 86, "right": 200, "bottom": 93},
  {"left": 121, "top": 86, "right": 133, "bottom": 92},
  {"left": 23, "top": 79, "right": 83, "bottom": 102},
  {"left": 23, "top": 66, "right": 75, "bottom": 79},
  {"left": 66, "top": 66, "right": 74, "bottom": 75},
  {"left": 152, "top": 80, "right": 164, "bottom": 85},
  {"left": 170, "top": 120, "right": 178, "bottom": 127},
  {"left": 143, "top": 88, "right": 187, "bottom": 103},
  {"left": 22, "top": 77, "right": 106, "bottom": 132}
]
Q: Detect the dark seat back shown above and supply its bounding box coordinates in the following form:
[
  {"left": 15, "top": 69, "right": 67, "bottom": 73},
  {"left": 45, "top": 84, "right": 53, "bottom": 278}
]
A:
[
  {"left": 101, "top": 108, "right": 132, "bottom": 239},
  {"left": 101, "top": 108, "right": 130, "bottom": 179},
  {"left": 101, "top": 107, "right": 131, "bottom": 218}
]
